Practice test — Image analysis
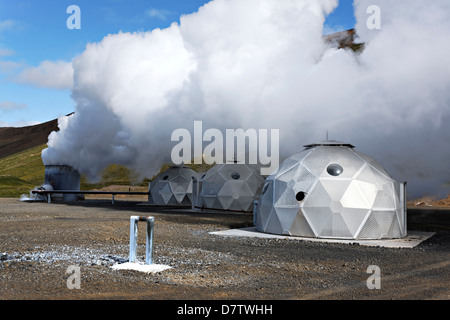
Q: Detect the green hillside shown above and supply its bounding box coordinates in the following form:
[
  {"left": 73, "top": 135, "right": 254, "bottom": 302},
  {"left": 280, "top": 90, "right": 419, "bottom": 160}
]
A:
[
  {"left": 0, "top": 144, "right": 148, "bottom": 198},
  {"left": 0, "top": 144, "right": 46, "bottom": 197}
]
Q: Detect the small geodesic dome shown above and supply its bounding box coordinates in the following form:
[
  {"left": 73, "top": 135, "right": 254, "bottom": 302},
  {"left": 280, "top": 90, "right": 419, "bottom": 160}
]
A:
[
  {"left": 195, "top": 163, "right": 266, "bottom": 212},
  {"left": 149, "top": 166, "right": 199, "bottom": 206},
  {"left": 254, "top": 140, "right": 407, "bottom": 240}
]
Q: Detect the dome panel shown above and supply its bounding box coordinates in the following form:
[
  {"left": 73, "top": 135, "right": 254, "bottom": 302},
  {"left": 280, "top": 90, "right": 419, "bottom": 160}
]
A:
[
  {"left": 217, "top": 196, "right": 234, "bottom": 210},
  {"left": 301, "top": 148, "right": 332, "bottom": 177},
  {"left": 293, "top": 166, "right": 316, "bottom": 184},
  {"left": 274, "top": 206, "right": 299, "bottom": 235},
  {"left": 158, "top": 183, "right": 174, "bottom": 205},
  {"left": 356, "top": 211, "right": 380, "bottom": 239},
  {"left": 320, "top": 212, "right": 352, "bottom": 238},
  {"left": 339, "top": 207, "right": 371, "bottom": 237},
  {"left": 290, "top": 209, "right": 316, "bottom": 237},
  {"left": 218, "top": 163, "right": 252, "bottom": 180},
  {"left": 388, "top": 214, "right": 402, "bottom": 238},
  {"left": 372, "top": 182, "right": 396, "bottom": 209},
  {"left": 288, "top": 149, "right": 313, "bottom": 162},
  {"left": 352, "top": 180, "right": 379, "bottom": 208},
  {"left": 327, "top": 149, "right": 364, "bottom": 178},
  {"left": 302, "top": 206, "right": 333, "bottom": 236},
  {"left": 257, "top": 183, "right": 275, "bottom": 229},
  {"left": 273, "top": 158, "right": 302, "bottom": 177},
  {"left": 302, "top": 180, "right": 332, "bottom": 208},
  {"left": 340, "top": 180, "right": 372, "bottom": 209},
  {"left": 353, "top": 150, "right": 392, "bottom": 179},
  {"left": 320, "top": 179, "right": 351, "bottom": 202},
  {"left": 218, "top": 180, "right": 244, "bottom": 198},
  {"left": 264, "top": 208, "right": 283, "bottom": 234},
  {"left": 372, "top": 210, "right": 397, "bottom": 237},
  {"left": 274, "top": 179, "right": 297, "bottom": 206}
]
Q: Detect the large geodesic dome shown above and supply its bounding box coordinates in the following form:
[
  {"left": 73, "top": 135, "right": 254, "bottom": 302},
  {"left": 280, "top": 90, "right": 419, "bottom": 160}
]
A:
[
  {"left": 149, "top": 166, "right": 199, "bottom": 206},
  {"left": 254, "top": 140, "right": 407, "bottom": 240},
  {"left": 194, "top": 163, "right": 265, "bottom": 212}
]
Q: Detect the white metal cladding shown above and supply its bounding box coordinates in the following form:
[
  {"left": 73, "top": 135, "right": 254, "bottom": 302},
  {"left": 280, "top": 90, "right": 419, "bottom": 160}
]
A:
[
  {"left": 196, "top": 163, "right": 266, "bottom": 212},
  {"left": 149, "top": 166, "right": 199, "bottom": 205},
  {"left": 255, "top": 141, "right": 407, "bottom": 240}
]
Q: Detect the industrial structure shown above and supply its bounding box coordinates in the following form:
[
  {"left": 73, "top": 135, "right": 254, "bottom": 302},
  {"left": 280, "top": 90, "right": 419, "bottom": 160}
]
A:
[
  {"left": 44, "top": 165, "right": 84, "bottom": 202},
  {"left": 193, "top": 162, "right": 265, "bottom": 213},
  {"left": 254, "top": 140, "right": 407, "bottom": 240},
  {"left": 149, "top": 166, "right": 199, "bottom": 206}
]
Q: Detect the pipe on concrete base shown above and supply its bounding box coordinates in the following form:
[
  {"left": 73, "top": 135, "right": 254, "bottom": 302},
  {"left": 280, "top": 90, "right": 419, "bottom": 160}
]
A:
[{"left": 129, "top": 216, "right": 154, "bottom": 265}]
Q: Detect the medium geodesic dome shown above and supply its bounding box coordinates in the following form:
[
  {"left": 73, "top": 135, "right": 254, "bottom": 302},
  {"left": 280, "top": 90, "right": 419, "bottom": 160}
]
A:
[
  {"left": 194, "top": 163, "right": 265, "bottom": 212},
  {"left": 149, "top": 166, "right": 199, "bottom": 206},
  {"left": 254, "top": 140, "right": 407, "bottom": 240}
]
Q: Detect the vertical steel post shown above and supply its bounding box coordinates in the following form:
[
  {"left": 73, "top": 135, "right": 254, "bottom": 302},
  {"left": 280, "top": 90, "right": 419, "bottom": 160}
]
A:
[
  {"left": 129, "top": 216, "right": 154, "bottom": 265},
  {"left": 191, "top": 177, "right": 198, "bottom": 210},
  {"left": 129, "top": 216, "right": 138, "bottom": 263},
  {"left": 148, "top": 182, "right": 151, "bottom": 203},
  {"left": 145, "top": 217, "right": 154, "bottom": 265},
  {"left": 253, "top": 200, "right": 259, "bottom": 226},
  {"left": 401, "top": 181, "right": 407, "bottom": 237}
]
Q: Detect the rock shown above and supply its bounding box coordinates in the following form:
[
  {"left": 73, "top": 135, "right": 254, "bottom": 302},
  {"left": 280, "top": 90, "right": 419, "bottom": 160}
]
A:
[{"left": 1, "top": 253, "right": 8, "bottom": 261}]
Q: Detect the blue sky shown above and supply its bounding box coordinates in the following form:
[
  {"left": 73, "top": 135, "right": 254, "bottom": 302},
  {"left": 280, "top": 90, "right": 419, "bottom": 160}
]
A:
[{"left": 0, "top": 0, "right": 355, "bottom": 127}]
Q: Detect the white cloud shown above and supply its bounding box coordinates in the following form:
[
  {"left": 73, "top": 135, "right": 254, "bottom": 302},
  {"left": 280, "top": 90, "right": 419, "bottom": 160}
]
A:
[
  {"left": 0, "top": 120, "right": 41, "bottom": 128},
  {"left": 0, "top": 100, "right": 27, "bottom": 112},
  {"left": 15, "top": 60, "right": 74, "bottom": 90},
  {"left": 146, "top": 8, "right": 174, "bottom": 21},
  {"left": 0, "top": 60, "right": 22, "bottom": 74},
  {"left": 0, "top": 48, "right": 14, "bottom": 57},
  {"left": 0, "top": 20, "right": 15, "bottom": 33}
]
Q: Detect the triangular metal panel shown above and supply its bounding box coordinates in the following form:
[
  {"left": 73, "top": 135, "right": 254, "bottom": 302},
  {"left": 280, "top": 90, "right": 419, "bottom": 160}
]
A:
[
  {"left": 372, "top": 210, "right": 396, "bottom": 238},
  {"left": 273, "top": 206, "right": 299, "bottom": 235},
  {"left": 339, "top": 208, "right": 371, "bottom": 238},
  {"left": 158, "top": 183, "right": 173, "bottom": 204},
  {"left": 264, "top": 208, "right": 282, "bottom": 234},
  {"left": 303, "top": 206, "right": 333, "bottom": 236},
  {"left": 290, "top": 209, "right": 316, "bottom": 237},
  {"left": 320, "top": 212, "right": 352, "bottom": 238},
  {"left": 356, "top": 211, "right": 381, "bottom": 239}
]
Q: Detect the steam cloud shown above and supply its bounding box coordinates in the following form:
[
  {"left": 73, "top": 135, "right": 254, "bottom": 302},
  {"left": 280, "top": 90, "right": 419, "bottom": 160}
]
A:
[{"left": 42, "top": 0, "right": 450, "bottom": 198}]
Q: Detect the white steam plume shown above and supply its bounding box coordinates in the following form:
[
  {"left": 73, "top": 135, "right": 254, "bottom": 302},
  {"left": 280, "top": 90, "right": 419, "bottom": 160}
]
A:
[{"left": 42, "top": 0, "right": 450, "bottom": 198}]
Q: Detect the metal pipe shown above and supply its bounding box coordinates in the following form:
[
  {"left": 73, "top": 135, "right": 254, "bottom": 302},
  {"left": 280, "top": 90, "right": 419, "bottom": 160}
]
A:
[
  {"left": 147, "top": 182, "right": 151, "bottom": 203},
  {"left": 191, "top": 177, "right": 198, "bottom": 210},
  {"left": 129, "top": 216, "right": 154, "bottom": 265},
  {"left": 32, "top": 190, "right": 149, "bottom": 195},
  {"left": 401, "top": 181, "right": 408, "bottom": 237},
  {"left": 129, "top": 216, "right": 138, "bottom": 263},
  {"left": 253, "top": 200, "right": 259, "bottom": 226},
  {"left": 145, "top": 217, "right": 154, "bottom": 265}
]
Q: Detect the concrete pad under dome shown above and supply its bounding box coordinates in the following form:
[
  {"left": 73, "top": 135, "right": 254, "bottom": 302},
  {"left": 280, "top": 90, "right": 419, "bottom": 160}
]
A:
[{"left": 210, "top": 227, "right": 435, "bottom": 248}]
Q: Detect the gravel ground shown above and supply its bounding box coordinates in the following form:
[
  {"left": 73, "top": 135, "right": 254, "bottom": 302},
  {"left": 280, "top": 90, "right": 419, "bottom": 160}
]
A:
[{"left": 0, "top": 198, "right": 449, "bottom": 301}]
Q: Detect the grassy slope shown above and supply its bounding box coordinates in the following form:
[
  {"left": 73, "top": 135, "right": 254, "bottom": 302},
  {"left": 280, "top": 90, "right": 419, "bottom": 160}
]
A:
[
  {"left": 0, "top": 144, "right": 149, "bottom": 198},
  {"left": 0, "top": 144, "right": 46, "bottom": 197}
]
